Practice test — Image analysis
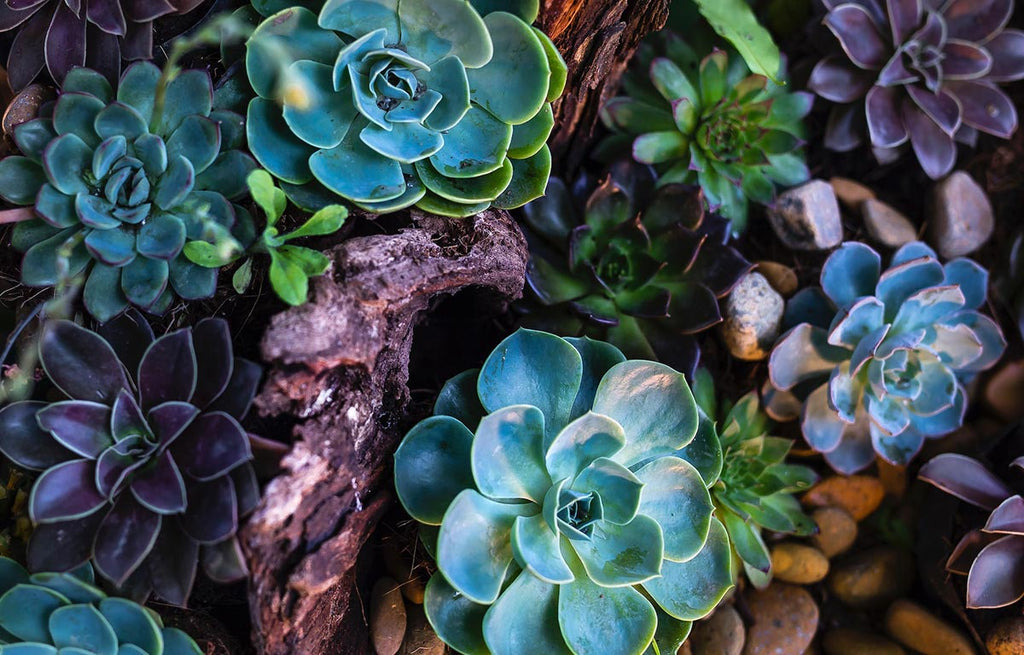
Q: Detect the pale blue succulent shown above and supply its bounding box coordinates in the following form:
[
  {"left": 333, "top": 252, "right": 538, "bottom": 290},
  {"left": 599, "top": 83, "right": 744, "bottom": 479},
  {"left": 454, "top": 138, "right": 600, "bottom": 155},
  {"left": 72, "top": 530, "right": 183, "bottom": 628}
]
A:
[
  {"left": 394, "top": 329, "right": 733, "bottom": 655},
  {"left": 766, "top": 241, "right": 1005, "bottom": 474}
]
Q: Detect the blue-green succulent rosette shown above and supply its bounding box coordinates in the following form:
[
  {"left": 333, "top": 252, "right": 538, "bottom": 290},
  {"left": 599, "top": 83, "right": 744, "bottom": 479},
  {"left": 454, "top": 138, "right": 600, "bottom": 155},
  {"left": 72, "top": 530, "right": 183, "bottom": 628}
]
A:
[
  {"left": 765, "top": 241, "right": 1006, "bottom": 474},
  {"left": 394, "top": 329, "right": 734, "bottom": 655},
  {"left": 244, "top": 0, "right": 565, "bottom": 217}
]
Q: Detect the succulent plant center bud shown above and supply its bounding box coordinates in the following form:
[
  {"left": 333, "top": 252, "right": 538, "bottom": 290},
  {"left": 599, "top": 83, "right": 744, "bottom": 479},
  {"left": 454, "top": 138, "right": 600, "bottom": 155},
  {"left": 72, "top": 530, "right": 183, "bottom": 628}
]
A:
[
  {"left": 556, "top": 488, "right": 603, "bottom": 539},
  {"left": 598, "top": 248, "right": 633, "bottom": 287}
]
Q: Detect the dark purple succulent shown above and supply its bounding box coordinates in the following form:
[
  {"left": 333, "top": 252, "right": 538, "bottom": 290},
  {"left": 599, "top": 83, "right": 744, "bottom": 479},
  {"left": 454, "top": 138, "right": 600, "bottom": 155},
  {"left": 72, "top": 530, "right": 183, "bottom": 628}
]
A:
[
  {"left": 0, "top": 0, "right": 206, "bottom": 89},
  {"left": 809, "top": 0, "right": 1024, "bottom": 178},
  {"left": 0, "top": 312, "right": 262, "bottom": 605}
]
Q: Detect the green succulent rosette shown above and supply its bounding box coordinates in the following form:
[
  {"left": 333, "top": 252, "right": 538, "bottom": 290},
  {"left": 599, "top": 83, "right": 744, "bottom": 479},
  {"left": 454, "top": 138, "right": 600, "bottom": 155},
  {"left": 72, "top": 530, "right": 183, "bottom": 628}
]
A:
[
  {"left": 244, "top": 0, "right": 565, "bottom": 217},
  {"left": 0, "top": 64, "right": 257, "bottom": 322},
  {"left": 394, "top": 329, "right": 734, "bottom": 655}
]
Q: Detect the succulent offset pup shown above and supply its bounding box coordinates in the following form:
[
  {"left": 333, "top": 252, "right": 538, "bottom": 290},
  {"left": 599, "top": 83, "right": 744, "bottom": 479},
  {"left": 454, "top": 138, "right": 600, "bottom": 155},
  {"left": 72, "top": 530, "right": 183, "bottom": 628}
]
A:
[
  {"left": 0, "top": 64, "right": 257, "bottom": 322},
  {"left": 919, "top": 453, "right": 1024, "bottom": 609},
  {"left": 0, "top": 313, "right": 262, "bottom": 605},
  {"left": 599, "top": 32, "right": 811, "bottom": 232},
  {"left": 810, "top": 0, "right": 1024, "bottom": 178},
  {"left": 244, "top": 0, "right": 565, "bottom": 217},
  {"left": 394, "top": 329, "right": 733, "bottom": 655},
  {"left": 520, "top": 162, "right": 752, "bottom": 378},
  {"left": 766, "top": 241, "right": 1005, "bottom": 474},
  {"left": 0, "top": 556, "right": 201, "bottom": 653}
]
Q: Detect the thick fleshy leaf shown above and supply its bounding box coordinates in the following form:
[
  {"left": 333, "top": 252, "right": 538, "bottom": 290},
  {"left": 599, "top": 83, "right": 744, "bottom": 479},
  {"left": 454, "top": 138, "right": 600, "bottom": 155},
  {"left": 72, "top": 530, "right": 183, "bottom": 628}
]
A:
[
  {"left": 545, "top": 412, "right": 625, "bottom": 483},
  {"left": 985, "top": 29, "right": 1024, "bottom": 81},
  {"left": 634, "top": 456, "right": 712, "bottom": 562},
  {"left": 93, "top": 495, "right": 161, "bottom": 585},
  {"left": 572, "top": 457, "right": 642, "bottom": 525},
  {"left": 769, "top": 325, "right": 848, "bottom": 390},
  {"left": 30, "top": 459, "right": 106, "bottom": 523},
  {"left": 966, "top": 534, "right": 1024, "bottom": 609},
  {"left": 984, "top": 495, "right": 1024, "bottom": 535},
  {"left": 147, "top": 520, "right": 198, "bottom": 606},
  {"left": 951, "top": 80, "right": 1017, "bottom": 138},
  {"left": 180, "top": 475, "right": 237, "bottom": 544},
  {"left": 398, "top": 0, "right": 492, "bottom": 68},
  {"left": 37, "top": 401, "right": 113, "bottom": 459},
  {"left": 172, "top": 412, "right": 251, "bottom": 480},
  {"left": 822, "top": 418, "right": 878, "bottom": 474},
  {"left": 919, "top": 453, "right": 1011, "bottom": 510},
  {"left": 202, "top": 537, "right": 249, "bottom": 582},
  {"left": 904, "top": 103, "right": 956, "bottom": 179},
  {"left": 246, "top": 98, "right": 315, "bottom": 184},
  {"left": 943, "top": 258, "right": 987, "bottom": 311},
  {"left": 0, "top": 584, "right": 68, "bottom": 642},
  {"left": 423, "top": 573, "right": 489, "bottom": 655},
  {"left": 472, "top": 405, "right": 550, "bottom": 503},
  {"left": 564, "top": 337, "right": 626, "bottom": 422},
  {"left": 138, "top": 329, "right": 196, "bottom": 410},
  {"left": 643, "top": 517, "right": 733, "bottom": 620},
  {"left": 876, "top": 253, "right": 945, "bottom": 315},
  {"left": 482, "top": 570, "right": 569, "bottom": 655},
  {"left": 429, "top": 104, "right": 513, "bottom": 179},
  {"left": 821, "top": 242, "right": 881, "bottom": 308},
  {"left": 558, "top": 560, "right": 657, "bottom": 655},
  {"left": 824, "top": 3, "right": 889, "bottom": 69},
  {"left": 0, "top": 401, "right": 75, "bottom": 470},
  {"left": 802, "top": 383, "right": 847, "bottom": 453},
  {"left": 572, "top": 513, "right": 663, "bottom": 586},
  {"left": 206, "top": 357, "right": 262, "bottom": 420},
  {"left": 0, "top": 157, "right": 46, "bottom": 204},
  {"left": 130, "top": 451, "right": 186, "bottom": 514},
  {"left": 510, "top": 513, "right": 573, "bottom": 584},
  {"left": 99, "top": 597, "right": 162, "bottom": 654},
  {"left": 433, "top": 369, "right": 485, "bottom": 429},
  {"left": 309, "top": 123, "right": 407, "bottom": 203},
  {"left": 26, "top": 512, "right": 103, "bottom": 573},
  {"left": 395, "top": 416, "right": 476, "bottom": 525}
]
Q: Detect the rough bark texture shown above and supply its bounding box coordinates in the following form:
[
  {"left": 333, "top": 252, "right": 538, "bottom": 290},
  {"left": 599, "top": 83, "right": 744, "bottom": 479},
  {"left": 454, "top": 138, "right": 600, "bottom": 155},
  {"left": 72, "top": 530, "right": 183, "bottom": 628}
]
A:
[
  {"left": 242, "top": 210, "right": 527, "bottom": 654},
  {"left": 542, "top": 0, "right": 671, "bottom": 179}
]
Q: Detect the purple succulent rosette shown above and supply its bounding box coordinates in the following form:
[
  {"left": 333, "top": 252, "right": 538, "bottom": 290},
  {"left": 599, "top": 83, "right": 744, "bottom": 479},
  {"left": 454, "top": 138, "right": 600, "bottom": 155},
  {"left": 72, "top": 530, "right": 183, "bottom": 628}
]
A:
[
  {"left": 809, "top": 0, "right": 1024, "bottom": 178},
  {"left": 920, "top": 453, "right": 1024, "bottom": 609},
  {"left": 0, "top": 312, "right": 262, "bottom": 605},
  {"left": 765, "top": 241, "right": 1005, "bottom": 474}
]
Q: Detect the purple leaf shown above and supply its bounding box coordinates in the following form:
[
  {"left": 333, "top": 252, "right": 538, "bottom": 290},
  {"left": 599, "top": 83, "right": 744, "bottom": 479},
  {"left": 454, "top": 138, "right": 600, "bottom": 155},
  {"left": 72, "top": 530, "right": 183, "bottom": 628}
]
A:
[
  {"left": 5, "top": 4, "right": 48, "bottom": 90},
  {"left": 180, "top": 476, "right": 237, "bottom": 544},
  {"left": 111, "top": 389, "right": 148, "bottom": 442},
  {"left": 201, "top": 538, "right": 248, "bottom": 582},
  {"left": 966, "top": 534, "right": 1024, "bottom": 608},
  {"left": 120, "top": 18, "right": 152, "bottom": 60},
  {"left": 911, "top": 8, "right": 944, "bottom": 47},
  {"left": 40, "top": 320, "right": 129, "bottom": 404},
  {"left": 0, "top": 401, "right": 74, "bottom": 470},
  {"left": 942, "top": 40, "right": 993, "bottom": 79},
  {"left": 903, "top": 101, "right": 956, "bottom": 178},
  {"left": 665, "top": 281, "right": 722, "bottom": 333},
  {"left": 207, "top": 358, "right": 262, "bottom": 420},
  {"left": 866, "top": 86, "right": 908, "bottom": 147},
  {"left": 84, "top": 22, "right": 120, "bottom": 84},
  {"left": 808, "top": 57, "right": 874, "bottom": 102},
  {"left": 93, "top": 495, "right": 160, "bottom": 585},
  {"left": 122, "top": 0, "right": 175, "bottom": 22},
  {"left": 26, "top": 511, "right": 104, "bottom": 573},
  {"left": 37, "top": 401, "right": 113, "bottom": 459},
  {"left": 190, "top": 319, "right": 233, "bottom": 409},
  {"left": 0, "top": 1, "right": 42, "bottom": 30},
  {"left": 232, "top": 464, "right": 261, "bottom": 516},
  {"left": 984, "top": 29, "right": 1024, "bottom": 82},
  {"left": 918, "top": 453, "right": 1011, "bottom": 509},
  {"left": 824, "top": 104, "right": 864, "bottom": 152},
  {"left": 171, "top": 412, "right": 252, "bottom": 481},
  {"left": 44, "top": 0, "right": 86, "bottom": 83},
  {"left": 821, "top": 417, "right": 877, "bottom": 474},
  {"left": 692, "top": 245, "right": 752, "bottom": 297},
  {"left": 948, "top": 80, "right": 1017, "bottom": 138},
  {"left": 824, "top": 4, "right": 890, "bottom": 70},
  {"left": 906, "top": 86, "right": 961, "bottom": 135},
  {"left": 131, "top": 451, "right": 186, "bottom": 514},
  {"left": 30, "top": 459, "right": 106, "bottom": 523},
  {"left": 147, "top": 401, "right": 199, "bottom": 449},
  {"left": 944, "top": 0, "right": 1012, "bottom": 43},
  {"left": 98, "top": 309, "right": 154, "bottom": 381},
  {"left": 85, "top": 0, "right": 126, "bottom": 35},
  {"left": 886, "top": 0, "right": 922, "bottom": 46},
  {"left": 147, "top": 520, "right": 198, "bottom": 606},
  {"left": 138, "top": 328, "right": 197, "bottom": 411},
  {"left": 984, "top": 495, "right": 1024, "bottom": 535},
  {"left": 95, "top": 436, "right": 151, "bottom": 498},
  {"left": 877, "top": 51, "right": 918, "bottom": 86},
  {"left": 946, "top": 529, "right": 999, "bottom": 574}
]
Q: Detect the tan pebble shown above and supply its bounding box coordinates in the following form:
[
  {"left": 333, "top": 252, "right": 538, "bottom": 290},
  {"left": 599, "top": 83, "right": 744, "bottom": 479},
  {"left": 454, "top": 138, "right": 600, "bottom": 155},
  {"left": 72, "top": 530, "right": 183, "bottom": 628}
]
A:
[
  {"left": 399, "top": 604, "right": 445, "bottom": 655},
  {"left": 828, "top": 546, "right": 913, "bottom": 609},
  {"left": 755, "top": 261, "right": 798, "bottom": 297},
  {"left": 830, "top": 177, "right": 875, "bottom": 209},
  {"left": 884, "top": 599, "right": 975, "bottom": 655},
  {"left": 690, "top": 604, "right": 745, "bottom": 655},
  {"left": 876, "top": 459, "right": 907, "bottom": 499},
  {"left": 803, "top": 475, "right": 884, "bottom": 521},
  {"left": 984, "top": 360, "right": 1024, "bottom": 423},
  {"left": 810, "top": 506, "right": 857, "bottom": 558},
  {"left": 822, "top": 628, "right": 906, "bottom": 655},
  {"left": 380, "top": 540, "right": 425, "bottom": 604},
  {"left": 861, "top": 199, "right": 918, "bottom": 248},
  {"left": 770, "top": 542, "right": 829, "bottom": 584},
  {"left": 987, "top": 617, "right": 1024, "bottom": 655},
  {"left": 742, "top": 583, "right": 818, "bottom": 655},
  {"left": 370, "top": 577, "right": 407, "bottom": 655},
  {"left": 2, "top": 83, "right": 54, "bottom": 135}
]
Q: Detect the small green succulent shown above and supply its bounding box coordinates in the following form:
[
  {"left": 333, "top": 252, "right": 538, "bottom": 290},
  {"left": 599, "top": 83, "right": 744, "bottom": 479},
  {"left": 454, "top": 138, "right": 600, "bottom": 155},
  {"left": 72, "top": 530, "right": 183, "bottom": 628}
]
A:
[
  {"left": 688, "top": 369, "right": 817, "bottom": 588},
  {"left": 0, "top": 556, "right": 201, "bottom": 653},
  {"left": 244, "top": 0, "right": 565, "bottom": 217},
  {"left": 600, "top": 34, "right": 811, "bottom": 232},
  {"left": 394, "top": 329, "right": 733, "bottom": 655},
  {"left": 0, "top": 63, "right": 257, "bottom": 322}
]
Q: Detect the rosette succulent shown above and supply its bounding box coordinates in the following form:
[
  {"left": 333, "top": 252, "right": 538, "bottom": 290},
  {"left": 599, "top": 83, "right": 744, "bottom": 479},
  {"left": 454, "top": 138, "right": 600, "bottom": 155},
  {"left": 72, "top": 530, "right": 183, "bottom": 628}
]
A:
[
  {"left": 244, "top": 0, "right": 565, "bottom": 217},
  {"left": 520, "top": 162, "right": 752, "bottom": 378},
  {"left": 0, "top": 0, "right": 205, "bottom": 89},
  {"left": 766, "top": 241, "right": 1005, "bottom": 474},
  {"left": 599, "top": 33, "right": 811, "bottom": 231},
  {"left": 809, "top": 0, "right": 1024, "bottom": 178},
  {"left": 0, "top": 313, "right": 262, "bottom": 605},
  {"left": 394, "top": 329, "right": 734, "bottom": 655},
  {"left": 919, "top": 453, "right": 1024, "bottom": 609},
  {"left": 688, "top": 370, "right": 817, "bottom": 587},
  {"left": 0, "top": 556, "right": 201, "bottom": 653},
  {"left": 0, "top": 63, "right": 257, "bottom": 322}
]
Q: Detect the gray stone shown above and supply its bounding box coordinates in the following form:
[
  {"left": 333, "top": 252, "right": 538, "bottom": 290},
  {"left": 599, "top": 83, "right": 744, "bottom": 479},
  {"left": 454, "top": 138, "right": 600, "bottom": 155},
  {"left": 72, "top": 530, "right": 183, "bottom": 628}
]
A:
[
  {"left": 768, "top": 180, "right": 843, "bottom": 250},
  {"left": 399, "top": 605, "right": 445, "bottom": 655},
  {"left": 927, "top": 171, "right": 994, "bottom": 258},
  {"left": 719, "top": 272, "right": 784, "bottom": 361},
  {"left": 370, "top": 577, "right": 407, "bottom": 655},
  {"left": 862, "top": 199, "right": 918, "bottom": 248}
]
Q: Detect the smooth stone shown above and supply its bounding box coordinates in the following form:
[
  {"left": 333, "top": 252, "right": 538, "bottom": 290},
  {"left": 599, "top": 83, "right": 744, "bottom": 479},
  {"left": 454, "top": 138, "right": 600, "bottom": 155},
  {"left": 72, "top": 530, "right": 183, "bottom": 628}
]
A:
[
  {"left": 810, "top": 506, "right": 857, "bottom": 559},
  {"left": 399, "top": 604, "right": 445, "bottom": 655},
  {"left": 768, "top": 180, "right": 843, "bottom": 250},
  {"left": 719, "top": 272, "right": 784, "bottom": 361},
  {"left": 828, "top": 546, "right": 914, "bottom": 609},
  {"left": 861, "top": 199, "right": 918, "bottom": 248},
  {"left": 2, "top": 83, "right": 54, "bottom": 135},
  {"left": 380, "top": 539, "right": 425, "bottom": 604},
  {"left": 770, "top": 542, "right": 830, "bottom": 584},
  {"left": 984, "top": 360, "right": 1024, "bottom": 423},
  {"left": 370, "top": 577, "right": 407, "bottom": 655},
  {"left": 691, "top": 604, "right": 745, "bottom": 655},
  {"left": 803, "top": 475, "right": 884, "bottom": 521},
  {"left": 884, "top": 599, "right": 976, "bottom": 655},
  {"left": 742, "top": 583, "right": 819, "bottom": 655},
  {"left": 927, "top": 171, "right": 994, "bottom": 258},
  {"left": 986, "top": 617, "right": 1024, "bottom": 655},
  {"left": 756, "top": 260, "right": 798, "bottom": 297},
  {"left": 823, "top": 628, "right": 906, "bottom": 655},
  {"left": 876, "top": 459, "right": 907, "bottom": 499},
  {"left": 830, "top": 176, "right": 875, "bottom": 209}
]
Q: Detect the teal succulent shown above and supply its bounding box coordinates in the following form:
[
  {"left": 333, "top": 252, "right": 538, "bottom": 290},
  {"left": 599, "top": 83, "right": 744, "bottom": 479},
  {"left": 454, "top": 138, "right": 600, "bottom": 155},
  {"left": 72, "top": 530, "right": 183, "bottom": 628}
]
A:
[
  {"left": 394, "top": 329, "right": 734, "bottom": 655},
  {"left": 766, "top": 241, "right": 1006, "bottom": 474},
  {"left": 244, "top": 0, "right": 565, "bottom": 217},
  {"left": 0, "top": 556, "right": 201, "bottom": 653},
  {"left": 0, "top": 63, "right": 257, "bottom": 322},
  {"left": 688, "top": 369, "right": 817, "bottom": 588},
  {"left": 599, "top": 34, "right": 811, "bottom": 232}
]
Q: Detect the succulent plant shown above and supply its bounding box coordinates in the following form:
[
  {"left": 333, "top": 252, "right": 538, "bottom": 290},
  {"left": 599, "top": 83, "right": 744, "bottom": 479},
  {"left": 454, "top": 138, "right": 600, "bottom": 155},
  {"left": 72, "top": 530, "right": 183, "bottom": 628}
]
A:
[
  {"left": 0, "top": 0, "right": 206, "bottom": 89},
  {"left": 765, "top": 241, "right": 1005, "bottom": 474},
  {"left": 0, "top": 63, "right": 257, "bottom": 322},
  {"left": 393, "top": 328, "right": 734, "bottom": 655},
  {"left": 599, "top": 33, "right": 811, "bottom": 232},
  {"left": 0, "top": 556, "right": 202, "bottom": 652},
  {"left": 689, "top": 369, "right": 817, "bottom": 587},
  {"left": 520, "top": 162, "right": 752, "bottom": 378},
  {"left": 809, "top": 0, "right": 1024, "bottom": 179},
  {"left": 243, "top": 0, "right": 565, "bottom": 217},
  {"left": 0, "top": 313, "right": 262, "bottom": 605},
  {"left": 919, "top": 453, "right": 1024, "bottom": 609}
]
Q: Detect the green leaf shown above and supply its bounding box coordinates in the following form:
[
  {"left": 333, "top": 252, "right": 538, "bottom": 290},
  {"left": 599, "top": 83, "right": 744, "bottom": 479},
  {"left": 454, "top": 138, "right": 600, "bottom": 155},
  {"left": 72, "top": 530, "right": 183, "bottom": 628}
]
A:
[
  {"left": 693, "top": 0, "right": 782, "bottom": 82},
  {"left": 467, "top": 12, "right": 548, "bottom": 124},
  {"left": 284, "top": 204, "right": 347, "bottom": 240},
  {"left": 0, "top": 584, "right": 68, "bottom": 642},
  {"left": 642, "top": 517, "right": 734, "bottom": 620},
  {"left": 720, "top": 507, "right": 771, "bottom": 572},
  {"left": 508, "top": 105, "right": 554, "bottom": 159},
  {"left": 472, "top": 405, "right": 550, "bottom": 503},
  {"left": 0, "top": 157, "right": 46, "bottom": 205},
  {"left": 424, "top": 574, "right": 489, "bottom": 655},
  {"left": 493, "top": 144, "right": 552, "bottom": 210},
  {"left": 482, "top": 571, "right": 570, "bottom": 653},
  {"left": 510, "top": 513, "right": 573, "bottom": 584},
  {"left": 571, "top": 513, "right": 664, "bottom": 586},
  {"left": 247, "top": 169, "right": 286, "bottom": 223},
  {"left": 232, "top": 258, "right": 254, "bottom": 294},
  {"left": 268, "top": 248, "right": 309, "bottom": 306},
  {"left": 277, "top": 245, "right": 329, "bottom": 276},
  {"left": 183, "top": 240, "right": 239, "bottom": 268},
  {"left": 545, "top": 412, "right": 625, "bottom": 482},
  {"left": 395, "top": 415, "right": 477, "bottom": 525},
  {"left": 635, "top": 456, "right": 713, "bottom": 562}
]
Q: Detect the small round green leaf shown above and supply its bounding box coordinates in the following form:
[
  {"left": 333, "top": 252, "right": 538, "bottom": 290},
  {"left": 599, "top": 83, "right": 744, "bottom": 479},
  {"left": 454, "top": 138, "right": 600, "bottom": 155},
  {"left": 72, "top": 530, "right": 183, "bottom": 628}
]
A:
[
  {"left": 482, "top": 570, "right": 569, "bottom": 654},
  {"left": 429, "top": 104, "right": 512, "bottom": 178},
  {"left": 467, "top": 12, "right": 548, "bottom": 124},
  {"left": 642, "top": 517, "right": 734, "bottom": 620},
  {"left": 0, "top": 156, "right": 46, "bottom": 205},
  {"left": 472, "top": 405, "right": 550, "bottom": 503},
  {"left": 0, "top": 584, "right": 68, "bottom": 642},
  {"left": 49, "top": 604, "right": 118, "bottom": 655},
  {"left": 423, "top": 573, "right": 489, "bottom": 655},
  {"left": 570, "top": 513, "right": 663, "bottom": 587},
  {"left": 558, "top": 565, "right": 657, "bottom": 655},
  {"left": 395, "top": 415, "right": 476, "bottom": 525},
  {"left": 635, "top": 456, "right": 713, "bottom": 561}
]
